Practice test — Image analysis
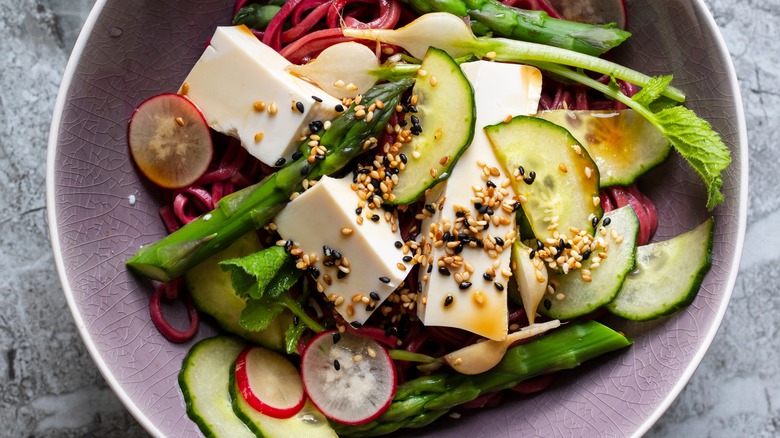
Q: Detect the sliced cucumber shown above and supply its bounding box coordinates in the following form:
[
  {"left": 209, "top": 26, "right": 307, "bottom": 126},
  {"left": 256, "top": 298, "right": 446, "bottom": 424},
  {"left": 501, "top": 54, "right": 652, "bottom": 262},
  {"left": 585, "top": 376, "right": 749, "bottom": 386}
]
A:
[
  {"left": 607, "top": 218, "right": 714, "bottom": 321},
  {"left": 185, "top": 232, "right": 291, "bottom": 350},
  {"left": 486, "top": 116, "right": 602, "bottom": 241},
  {"left": 389, "top": 47, "right": 475, "bottom": 204},
  {"left": 230, "top": 372, "right": 338, "bottom": 438},
  {"left": 179, "top": 336, "right": 253, "bottom": 438},
  {"left": 536, "top": 110, "right": 671, "bottom": 187},
  {"left": 540, "top": 206, "right": 639, "bottom": 320}
]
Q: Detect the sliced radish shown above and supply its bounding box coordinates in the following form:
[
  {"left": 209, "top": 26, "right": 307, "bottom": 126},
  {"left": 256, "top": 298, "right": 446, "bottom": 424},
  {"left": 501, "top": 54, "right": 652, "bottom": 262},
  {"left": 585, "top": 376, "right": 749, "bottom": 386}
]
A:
[
  {"left": 128, "top": 93, "right": 213, "bottom": 189},
  {"left": 234, "top": 346, "right": 306, "bottom": 419},
  {"left": 301, "top": 330, "right": 396, "bottom": 425},
  {"left": 547, "top": 0, "right": 627, "bottom": 30}
]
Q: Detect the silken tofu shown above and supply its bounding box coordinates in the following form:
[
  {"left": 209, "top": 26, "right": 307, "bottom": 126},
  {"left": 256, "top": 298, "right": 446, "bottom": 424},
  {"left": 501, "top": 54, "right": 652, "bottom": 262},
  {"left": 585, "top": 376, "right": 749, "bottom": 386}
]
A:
[
  {"left": 180, "top": 25, "right": 341, "bottom": 166},
  {"left": 416, "top": 61, "right": 542, "bottom": 341},
  {"left": 274, "top": 176, "right": 409, "bottom": 325}
]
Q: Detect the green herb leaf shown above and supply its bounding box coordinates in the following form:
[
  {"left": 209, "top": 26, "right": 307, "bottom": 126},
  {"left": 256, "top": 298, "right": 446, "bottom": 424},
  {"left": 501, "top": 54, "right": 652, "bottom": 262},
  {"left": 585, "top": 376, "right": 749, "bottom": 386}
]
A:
[
  {"left": 632, "top": 75, "right": 673, "bottom": 107},
  {"left": 240, "top": 296, "right": 286, "bottom": 332},
  {"left": 653, "top": 106, "right": 731, "bottom": 209},
  {"left": 284, "top": 320, "right": 308, "bottom": 355},
  {"left": 220, "top": 246, "right": 301, "bottom": 299}
]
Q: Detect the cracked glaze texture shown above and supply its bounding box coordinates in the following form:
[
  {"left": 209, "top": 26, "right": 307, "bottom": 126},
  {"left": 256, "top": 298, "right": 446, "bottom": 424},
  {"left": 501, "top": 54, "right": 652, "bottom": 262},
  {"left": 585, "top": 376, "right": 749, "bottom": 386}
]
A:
[{"left": 49, "top": 0, "right": 745, "bottom": 437}]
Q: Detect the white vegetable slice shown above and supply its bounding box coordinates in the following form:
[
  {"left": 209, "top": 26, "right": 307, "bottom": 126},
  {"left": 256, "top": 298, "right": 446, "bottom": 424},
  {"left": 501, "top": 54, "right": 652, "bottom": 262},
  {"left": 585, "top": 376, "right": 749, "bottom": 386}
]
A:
[
  {"left": 235, "top": 346, "right": 305, "bottom": 419},
  {"left": 301, "top": 330, "right": 396, "bottom": 425}
]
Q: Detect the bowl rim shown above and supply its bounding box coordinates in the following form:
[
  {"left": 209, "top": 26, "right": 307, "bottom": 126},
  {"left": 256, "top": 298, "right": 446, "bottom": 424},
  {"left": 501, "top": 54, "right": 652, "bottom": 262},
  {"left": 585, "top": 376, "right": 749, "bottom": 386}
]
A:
[{"left": 46, "top": 0, "right": 749, "bottom": 437}]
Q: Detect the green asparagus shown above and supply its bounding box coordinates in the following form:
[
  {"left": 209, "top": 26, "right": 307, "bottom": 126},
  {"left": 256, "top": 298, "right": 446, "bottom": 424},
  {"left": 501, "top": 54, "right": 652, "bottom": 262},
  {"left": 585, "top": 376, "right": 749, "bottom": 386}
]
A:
[
  {"left": 126, "top": 78, "right": 414, "bottom": 282},
  {"left": 332, "top": 320, "right": 631, "bottom": 436},
  {"left": 402, "top": 0, "right": 630, "bottom": 56}
]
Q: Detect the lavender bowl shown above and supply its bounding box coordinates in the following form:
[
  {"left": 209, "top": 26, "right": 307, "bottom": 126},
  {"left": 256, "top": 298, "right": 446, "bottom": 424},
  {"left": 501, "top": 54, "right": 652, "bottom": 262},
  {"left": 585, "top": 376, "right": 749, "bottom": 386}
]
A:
[{"left": 47, "top": 0, "right": 747, "bottom": 436}]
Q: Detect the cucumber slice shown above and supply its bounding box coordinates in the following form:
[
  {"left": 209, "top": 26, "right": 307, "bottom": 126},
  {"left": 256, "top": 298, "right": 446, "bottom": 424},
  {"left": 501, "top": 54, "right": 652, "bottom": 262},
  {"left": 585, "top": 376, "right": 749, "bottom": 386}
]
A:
[
  {"left": 536, "top": 110, "right": 671, "bottom": 187},
  {"left": 486, "top": 116, "right": 602, "bottom": 241},
  {"left": 607, "top": 218, "right": 714, "bottom": 321},
  {"left": 389, "top": 47, "right": 475, "bottom": 204},
  {"left": 185, "top": 232, "right": 291, "bottom": 349},
  {"left": 539, "top": 206, "right": 639, "bottom": 320},
  {"left": 230, "top": 370, "right": 338, "bottom": 437},
  {"left": 179, "top": 336, "right": 253, "bottom": 438}
]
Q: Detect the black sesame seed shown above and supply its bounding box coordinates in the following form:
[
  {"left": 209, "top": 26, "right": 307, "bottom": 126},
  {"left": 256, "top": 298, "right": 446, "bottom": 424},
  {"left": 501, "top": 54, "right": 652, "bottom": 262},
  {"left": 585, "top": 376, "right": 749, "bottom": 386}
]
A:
[
  {"left": 478, "top": 205, "right": 489, "bottom": 214},
  {"left": 292, "top": 151, "right": 303, "bottom": 160},
  {"left": 564, "top": 242, "right": 572, "bottom": 249},
  {"left": 559, "top": 238, "right": 565, "bottom": 248},
  {"left": 285, "top": 240, "right": 293, "bottom": 251},
  {"left": 366, "top": 304, "right": 375, "bottom": 311},
  {"left": 323, "top": 245, "right": 333, "bottom": 257},
  {"left": 402, "top": 256, "right": 413, "bottom": 262},
  {"left": 293, "top": 315, "right": 300, "bottom": 326},
  {"left": 427, "top": 264, "right": 433, "bottom": 273},
  {"left": 333, "top": 332, "right": 341, "bottom": 344},
  {"left": 371, "top": 214, "right": 380, "bottom": 222},
  {"left": 474, "top": 202, "right": 483, "bottom": 210},
  {"left": 444, "top": 295, "right": 454, "bottom": 307},
  {"left": 582, "top": 249, "right": 592, "bottom": 261},
  {"left": 379, "top": 276, "right": 391, "bottom": 284},
  {"left": 603, "top": 217, "right": 612, "bottom": 226},
  {"left": 334, "top": 359, "right": 341, "bottom": 370},
  {"left": 592, "top": 216, "right": 600, "bottom": 228},
  {"left": 308, "top": 267, "right": 320, "bottom": 279},
  {"left": 529, "top": 249, "right": 536, "bottom": 259},
  {"left": 453, "top": 242, "right": 464, "bottom": 254},
  {"left": 408, "top": 104, "right": 418, "bottom": 113},
  {"left": 410, "top": 125, "right": 422, "bottom": 135},
  {"left": 394, "top": 241, "right": 403, "bottom": 248},
  {"left": 335, "top": 104, "right": 344, "bottom": 112},
  {"left": 417, "top": 283, "right": 423, "bottom": 292},
  {"left": 455, "top": 211, "right": 466, "bottom": 218},
  {"left": 494, "top": 237, "right": 505, "bottom": 246},
  {"left": 312, "top": 95, "right": 323, "bottom": 102},
  {"left": 424, "top": 204, "right": 436, "bottom": 214},
  {"left": 332, "top": 250, "right": 342, "bottom": 259},
  {"left": 495, "top": 282, "right": 504, "bottom": 292},
  {"left": 301, "top": 164, "right": 310, "bottom": 175},
  {"left": 524, "top": 176, "right": 534, "bottom": 185},
  {"left": 350, "top": 321, "right": 362, "bottom": 328},
  {"left": 399, "top": 153, "right": 408, "bottom": 164},
  {"left": 323, "top": 259, "right": 335, "bottom": 267},
  {"left": 483, "top": 272, "right": 493, "bottom": 281},
  {"left": 518, "top": 166, "right": 525, "bottom": 176},
  {"left": 438, "top": 266, "right": 451, "bottom": 276},
  {"left": 275, "top": 157, "right": 286, "bottom": 166},
  {"left": 385, "top": 326, "right": 398, "bottom": 337},
  {"left": 399, "top": 119, "right": 408, "bottom": 127},
  {"left": 309, "top": 120, "right": 324, "bottom": 133},
  {"left": 356, "top": 207, "right": 363, "bottom": 215},
  {"left": 337, "top": 270, "right": 347, "bottom": 279},
  {"left": 486, "top": 180, "right": 496, "bottom": 188},
  {"left": 296, "top": 101, "right": 305, "bottom": 113},
  {"left": 369, "top": 291, "right": 381, "bottom": 301},
  {"left": 442, "top": 231, "right": 452, "bottom": 242},
  {"left": 512, "top": 202, "right": 522, "bottom": 212},
  {"left": 315, "top": 154, "right": 326, "bottom": 161},
  {"left": 411, "top": 115, "right": 420, "bottom": 125},
  {"left": 459, "top": 281, "right": 472, "bottom": 290},
  {"left": 543, "top": 298, "right": 552, "bottom": 310}
]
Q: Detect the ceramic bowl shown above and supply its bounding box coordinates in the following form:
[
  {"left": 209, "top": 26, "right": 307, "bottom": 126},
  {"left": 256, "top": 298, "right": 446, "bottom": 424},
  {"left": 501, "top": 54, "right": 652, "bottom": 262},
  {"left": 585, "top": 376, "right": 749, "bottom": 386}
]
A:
[{"left": 47, "top": 0, "right": 747, "bottom": 436}]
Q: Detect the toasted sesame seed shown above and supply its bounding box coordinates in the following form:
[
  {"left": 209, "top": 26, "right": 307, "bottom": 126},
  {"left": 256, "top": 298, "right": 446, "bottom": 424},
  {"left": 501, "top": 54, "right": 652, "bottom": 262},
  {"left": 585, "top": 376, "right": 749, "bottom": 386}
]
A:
[
  {"left": 180, "top": 82, "right": 190, "bottom": 95},
  {"left": 485, "top": 51, "right": 497, "bottom": 59},
  {"left": 268, "top": 102, "right": 278, "bottom": 115},
  {"left": 558, "top": 163, "right": 568, "bottom": 173},
  {"left": 333, "top": 80, "right": 345, "bottom": 88},
  {"left": 429, "top": 75, "right": 438, "bottom": 86}
]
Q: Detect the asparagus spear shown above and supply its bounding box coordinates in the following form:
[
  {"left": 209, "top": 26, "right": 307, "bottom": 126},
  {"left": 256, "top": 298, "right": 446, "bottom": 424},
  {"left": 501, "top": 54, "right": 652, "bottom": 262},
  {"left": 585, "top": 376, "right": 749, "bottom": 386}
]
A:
[
  {"left": 332, "top": 320, "right": 631, "bottom": 436},
  {"left": 401, "top": 0, "right": 630, "bottom": 56},
  {"left": 127, "top": 78, "right": 414, "bottom": 282}
]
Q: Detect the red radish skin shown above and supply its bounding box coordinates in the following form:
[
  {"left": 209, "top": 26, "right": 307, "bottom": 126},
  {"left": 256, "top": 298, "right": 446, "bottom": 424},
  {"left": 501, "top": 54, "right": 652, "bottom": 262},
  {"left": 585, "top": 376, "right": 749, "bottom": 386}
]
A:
[
  {"left": 301, "top": 330, "right": 396, "bottom": 425},
  {"left": 128, "top": 93, "right": 213, "bottom": 189},
  {"left": 235, "top": 347, "right": 306, "bottom": 419}
]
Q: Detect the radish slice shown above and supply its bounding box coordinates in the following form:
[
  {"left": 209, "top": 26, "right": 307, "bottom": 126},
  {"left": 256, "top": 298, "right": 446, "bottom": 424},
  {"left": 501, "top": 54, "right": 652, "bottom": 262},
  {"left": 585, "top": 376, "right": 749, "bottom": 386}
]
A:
[
  {"left": 235, "top": 346, "right": 306, "bottom": 419},
  {"left": 301, "top": 330, "right": 396, "bottom": 425},
  {"left": 128, "top": 93, "right": 213, "bottom": 189},
  {"left": 547, "top": 0, "right": 627, "bottom": 30}
]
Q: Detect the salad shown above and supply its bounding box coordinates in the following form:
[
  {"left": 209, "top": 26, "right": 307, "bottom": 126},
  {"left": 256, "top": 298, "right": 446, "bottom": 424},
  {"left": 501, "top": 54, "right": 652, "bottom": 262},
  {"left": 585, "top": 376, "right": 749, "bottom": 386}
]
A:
[{"left": 124, "top": 0, "right": 729, "bottom": 436}]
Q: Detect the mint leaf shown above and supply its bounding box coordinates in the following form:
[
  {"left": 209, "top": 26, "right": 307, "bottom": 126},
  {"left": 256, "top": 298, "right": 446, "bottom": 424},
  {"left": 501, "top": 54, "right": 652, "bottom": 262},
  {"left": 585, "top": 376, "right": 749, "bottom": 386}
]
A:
[
  {"left": 240, "top": 296, "right": 286, "bottom": 332},
  {"left": 284, "top": 320, "right": 308, "bottom": 355},
  {"left": 653, "top": 106, "right": 731, "bottom": 209},
  {"left": 220, "top": 246, "right": 300, "bottom": 299},
  {"left": 632, "top": 75, "right": 673, "bottom": 107}
]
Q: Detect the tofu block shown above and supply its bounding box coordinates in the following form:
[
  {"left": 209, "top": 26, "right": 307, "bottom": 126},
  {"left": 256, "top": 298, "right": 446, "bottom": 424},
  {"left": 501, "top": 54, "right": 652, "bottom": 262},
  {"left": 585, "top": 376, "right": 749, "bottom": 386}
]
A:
[
  {"left": 274, "top": 176, "right": 409, "bottom": 325},
  {"left": 180, "top": 25, "right": 341, "bottom": 166},
  {"left": 416, "top": 62, "right": 543, "bottom": 341}
]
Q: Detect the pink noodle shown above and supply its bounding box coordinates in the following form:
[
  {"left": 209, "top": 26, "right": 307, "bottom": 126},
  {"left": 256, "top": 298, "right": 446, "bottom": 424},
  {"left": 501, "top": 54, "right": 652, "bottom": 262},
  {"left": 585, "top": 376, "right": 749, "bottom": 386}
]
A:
[
  {"left": 284, "top": 2, "right": 332, "bottom": 41},
  {"left": 608, "top": 186, "right": 652, "bottom": 245},
  {"left": 149, "top": 282, "right": 199, "bottom": 343},
  {"left": 629, "top": 185, "right": 658, "bottom": 238}
]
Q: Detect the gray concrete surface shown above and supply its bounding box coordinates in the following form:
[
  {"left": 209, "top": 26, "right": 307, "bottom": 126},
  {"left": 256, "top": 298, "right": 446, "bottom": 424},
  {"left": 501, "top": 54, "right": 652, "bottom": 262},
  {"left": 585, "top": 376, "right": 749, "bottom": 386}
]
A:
[{"left": 0, "top": 0, "right": 776, "bottom": 436}]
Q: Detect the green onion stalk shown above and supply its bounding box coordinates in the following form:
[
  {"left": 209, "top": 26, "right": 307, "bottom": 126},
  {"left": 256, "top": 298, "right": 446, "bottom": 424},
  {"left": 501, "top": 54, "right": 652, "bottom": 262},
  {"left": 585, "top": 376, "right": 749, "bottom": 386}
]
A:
[
  {"left": 333, "top": 320, "right": 632, "bottom": 437},
  {"left": 127, "top": 78, "right": 414, "bottom": 282}
]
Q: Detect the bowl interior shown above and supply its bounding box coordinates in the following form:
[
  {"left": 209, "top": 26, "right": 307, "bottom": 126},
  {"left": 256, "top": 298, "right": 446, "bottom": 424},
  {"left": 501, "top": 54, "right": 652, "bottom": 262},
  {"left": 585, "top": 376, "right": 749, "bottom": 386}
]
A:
[{"left": 48, "top": 0, "right": 746, "bottom": 436}]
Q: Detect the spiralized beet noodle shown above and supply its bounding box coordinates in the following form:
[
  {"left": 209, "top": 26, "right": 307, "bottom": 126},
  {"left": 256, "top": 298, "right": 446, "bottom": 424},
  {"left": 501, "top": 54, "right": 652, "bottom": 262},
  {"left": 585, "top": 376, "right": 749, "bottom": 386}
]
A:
[{"left": 150, "top": 0, "right": 660, "bottom": 398}]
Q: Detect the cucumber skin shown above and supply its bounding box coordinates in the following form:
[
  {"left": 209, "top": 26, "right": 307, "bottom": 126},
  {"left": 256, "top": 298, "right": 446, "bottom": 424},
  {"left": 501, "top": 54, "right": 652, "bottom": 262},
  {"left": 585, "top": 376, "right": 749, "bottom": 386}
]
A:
[
  {"left": 388, "top": 47, "right": 476, "bottom": 205},
  {"left": 607, "top": 218, "right": 714, "bottom": 321},
  {"left": 179, "top": 336, "right": 251, "bottom": 438}
]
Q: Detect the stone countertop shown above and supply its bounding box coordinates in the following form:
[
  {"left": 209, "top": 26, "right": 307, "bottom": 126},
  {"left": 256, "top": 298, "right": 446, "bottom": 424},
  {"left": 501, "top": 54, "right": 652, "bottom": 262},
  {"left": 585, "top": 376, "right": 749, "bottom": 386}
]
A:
[{"left": 0, "top": 0, "right": 776, "bottom": 436}]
